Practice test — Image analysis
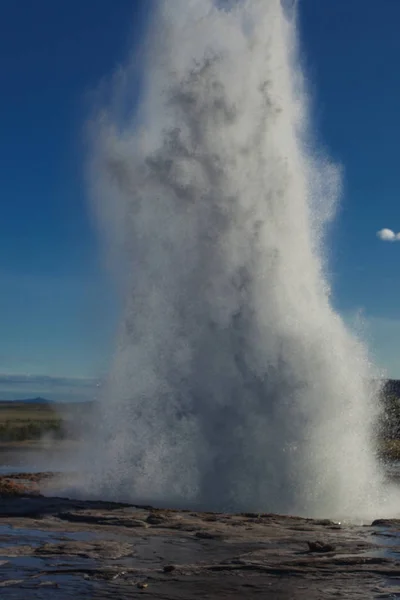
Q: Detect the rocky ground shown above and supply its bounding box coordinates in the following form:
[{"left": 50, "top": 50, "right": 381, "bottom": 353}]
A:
[{"left": 1, "top": 474, "right": 400, "bottom": 598}]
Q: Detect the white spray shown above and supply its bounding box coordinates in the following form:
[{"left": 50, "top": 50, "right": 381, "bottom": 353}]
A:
[{"left": 79, "top": 0, "right": 391, "bottom": 518}]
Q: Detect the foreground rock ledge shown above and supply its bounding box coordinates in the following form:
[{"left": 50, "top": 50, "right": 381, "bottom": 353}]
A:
[{"left": 0, "top": 488, "right": 400, "bottom": 598}]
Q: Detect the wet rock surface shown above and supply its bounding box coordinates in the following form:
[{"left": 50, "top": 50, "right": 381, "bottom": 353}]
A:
[{"left": 1, "top": 484, "right": 400, "bottom": 598}]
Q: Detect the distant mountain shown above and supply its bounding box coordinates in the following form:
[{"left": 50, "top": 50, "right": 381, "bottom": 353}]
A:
[
  {"left": 1, "top": 381, "right": 399, "bottom": 405},
  {"left": 0, "top": 397, "right": 54, "bottom": 404}
]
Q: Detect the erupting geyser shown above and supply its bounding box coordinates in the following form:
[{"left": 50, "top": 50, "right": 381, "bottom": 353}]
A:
[{"left": 79, "top": 0, "right": 390, "bottom": 518}]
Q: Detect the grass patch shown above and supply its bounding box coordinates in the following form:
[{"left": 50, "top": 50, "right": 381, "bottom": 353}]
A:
[
  {"left": 378, "top": 439, "right": 400, "bottom": 461},
  {"left": 0, "top": 402, "right": 64, "bottom": 442}
]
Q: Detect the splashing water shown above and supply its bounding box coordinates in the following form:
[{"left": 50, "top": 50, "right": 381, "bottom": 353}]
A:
[{"left": 78, "top": 0, "right": 393, "bottom": 519}]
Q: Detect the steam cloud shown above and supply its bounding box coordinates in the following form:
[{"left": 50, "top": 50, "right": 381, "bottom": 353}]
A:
[{"left": 66, "top": 0, "right": 400, "bottom": 520}]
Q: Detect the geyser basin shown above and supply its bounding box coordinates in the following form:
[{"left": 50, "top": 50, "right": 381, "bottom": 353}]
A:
[{"left": 78, "top": 0, "right": 391, "bottom": 519}]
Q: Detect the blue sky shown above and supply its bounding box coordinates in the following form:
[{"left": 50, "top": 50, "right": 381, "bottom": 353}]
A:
[
  {"left": 1, "top": 1, "right": 400, "bottom": 401},
  {"left": 301, "top": 0, "right": 400, "bottom": 376}
]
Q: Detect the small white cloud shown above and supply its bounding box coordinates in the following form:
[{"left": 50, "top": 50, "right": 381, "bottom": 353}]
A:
[{"left": 377, "top": 228, "right": 400, "bottom": 242}]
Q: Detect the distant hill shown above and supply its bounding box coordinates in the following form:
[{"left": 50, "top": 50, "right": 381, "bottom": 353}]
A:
[{"left": 382, "top": 380, "right": 400, "bottom": 399}]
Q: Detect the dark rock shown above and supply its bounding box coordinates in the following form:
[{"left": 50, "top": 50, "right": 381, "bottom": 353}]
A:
[
  {"left": 58, "top": 511, "right": 148, "bottom": 528},
  {"left": 163, "top": 565, "right": 176, "bottom": 573},
  {"left": 146, "top": 513, "right": 167, "bottom": 525},
  {"left": 372, "top": 519, "right": 400, "bottom": 527},
  {"left": 35, "top": 541, "right": 135, "bottom": 560},
  {"left": 195, "top": 530, "right": 224, "bottom": 540},
  {"left": 307, "top": 540, "right": 335, "bottom": 553},
  {"left": 314, "top": 519, "right": 337, "bottom": 527}
]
